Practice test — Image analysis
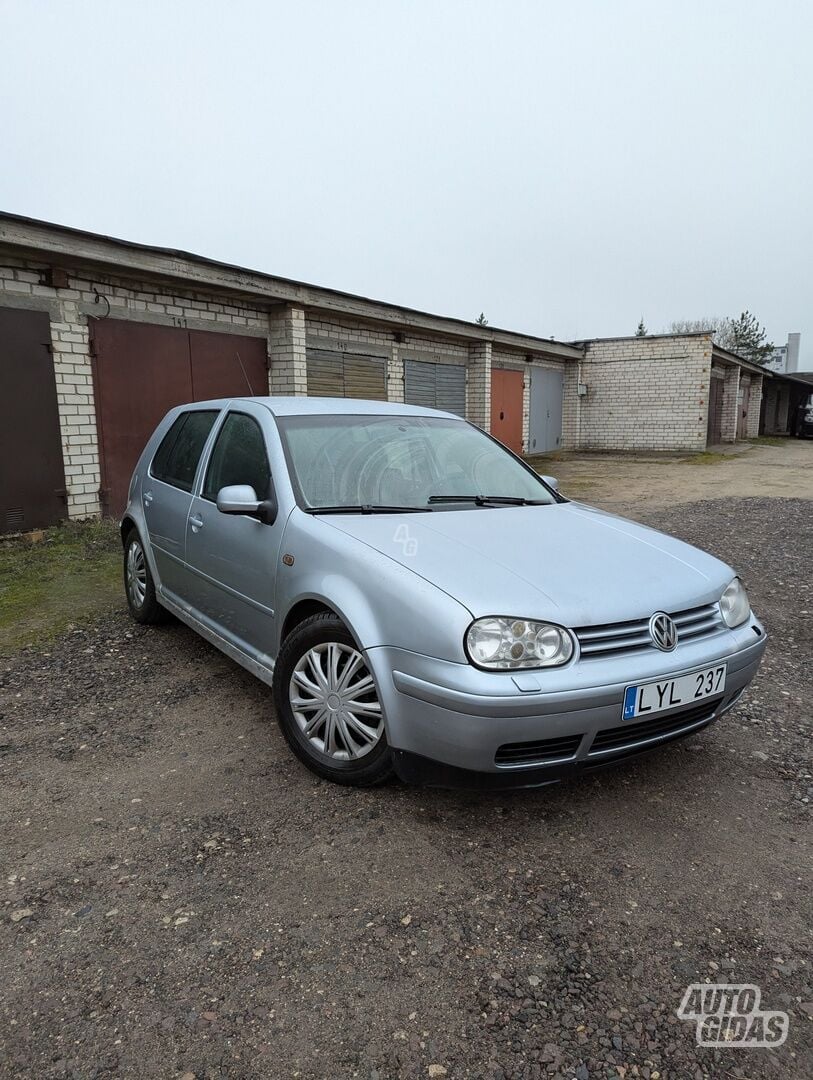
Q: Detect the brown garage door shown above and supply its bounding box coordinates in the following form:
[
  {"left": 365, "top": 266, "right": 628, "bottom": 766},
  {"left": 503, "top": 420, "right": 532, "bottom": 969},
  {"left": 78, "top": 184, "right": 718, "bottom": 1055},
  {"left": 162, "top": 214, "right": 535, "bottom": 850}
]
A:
[
  {"left": 306, "top": 348, "right": 387, "bottom": 400},
  {"left": 0, "top": 308, "right": 66, "bottom": 533},
  {"left": 707, "top": 374, "right": 724, "bottom": 445},
  {"left": 91, "top": 320, "right": 267, "bottom": 515}
]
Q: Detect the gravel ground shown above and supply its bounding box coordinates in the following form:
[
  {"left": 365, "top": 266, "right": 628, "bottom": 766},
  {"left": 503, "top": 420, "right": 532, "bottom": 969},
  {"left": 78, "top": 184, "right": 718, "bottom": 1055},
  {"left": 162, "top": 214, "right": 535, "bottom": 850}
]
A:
[{"left": 0, "top": 497, "right": 810, "bottom": 1080}]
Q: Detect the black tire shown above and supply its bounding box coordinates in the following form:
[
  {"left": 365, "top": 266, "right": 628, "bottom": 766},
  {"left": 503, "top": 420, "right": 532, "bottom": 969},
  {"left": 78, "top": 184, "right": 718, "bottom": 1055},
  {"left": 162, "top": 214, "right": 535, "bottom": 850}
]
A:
[
  {"left": 123, "top": 528, "right": 169, "bottom": 625},
  {"left": 272, "top": 613, "right": 393, "bottom": 786}
]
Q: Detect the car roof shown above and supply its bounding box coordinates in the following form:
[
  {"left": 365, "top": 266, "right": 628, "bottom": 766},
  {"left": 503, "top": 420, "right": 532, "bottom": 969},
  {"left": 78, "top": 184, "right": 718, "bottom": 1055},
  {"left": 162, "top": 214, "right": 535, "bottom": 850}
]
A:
[{"left": 184, "top": 396, "right": 463, "bottom": 420}]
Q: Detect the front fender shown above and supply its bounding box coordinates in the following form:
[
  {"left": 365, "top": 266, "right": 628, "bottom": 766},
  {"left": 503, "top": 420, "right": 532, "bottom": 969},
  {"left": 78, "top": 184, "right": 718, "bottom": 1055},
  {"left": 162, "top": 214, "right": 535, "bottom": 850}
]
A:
[{"left": 275, "top": 515, "right": 473, "bottom": 662}]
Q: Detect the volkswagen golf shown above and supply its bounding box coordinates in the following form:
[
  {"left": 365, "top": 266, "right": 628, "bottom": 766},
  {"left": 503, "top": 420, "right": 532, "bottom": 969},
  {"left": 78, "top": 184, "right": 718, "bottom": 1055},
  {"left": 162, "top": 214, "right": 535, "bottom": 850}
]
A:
[{"left": 121, "top": 397, "right": 767, "bottom": 788}]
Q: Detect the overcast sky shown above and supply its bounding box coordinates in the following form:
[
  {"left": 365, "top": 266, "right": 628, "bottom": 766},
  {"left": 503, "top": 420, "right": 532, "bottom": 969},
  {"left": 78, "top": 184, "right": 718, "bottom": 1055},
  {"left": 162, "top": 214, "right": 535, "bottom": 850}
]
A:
[{"left": 2, "top": 1, "right": 811, "bottom": 367}]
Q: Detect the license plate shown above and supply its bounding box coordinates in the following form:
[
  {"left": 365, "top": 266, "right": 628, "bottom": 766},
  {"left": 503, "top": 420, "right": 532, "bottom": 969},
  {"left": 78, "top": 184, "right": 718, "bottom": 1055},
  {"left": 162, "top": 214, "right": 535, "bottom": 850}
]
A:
[{"left": 622, "top": 664, "right": 727, "bottom": 720}]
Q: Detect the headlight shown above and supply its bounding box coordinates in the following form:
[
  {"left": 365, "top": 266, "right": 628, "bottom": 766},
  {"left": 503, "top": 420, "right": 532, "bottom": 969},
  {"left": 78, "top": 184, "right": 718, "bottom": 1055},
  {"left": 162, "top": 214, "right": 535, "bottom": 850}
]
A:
[
  {"left": 720, "top": 577, "right": 750, "bottom": 628},
  {"left": 466, "top": 617, "right": 574, "bottom": 669}
]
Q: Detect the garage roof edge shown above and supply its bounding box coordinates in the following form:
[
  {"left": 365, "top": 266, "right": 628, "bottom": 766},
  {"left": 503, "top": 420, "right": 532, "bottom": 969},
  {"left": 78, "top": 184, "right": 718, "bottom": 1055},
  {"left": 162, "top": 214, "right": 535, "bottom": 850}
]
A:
[{"left": 0, "top": 211, "right": 583, "bottom": 361}]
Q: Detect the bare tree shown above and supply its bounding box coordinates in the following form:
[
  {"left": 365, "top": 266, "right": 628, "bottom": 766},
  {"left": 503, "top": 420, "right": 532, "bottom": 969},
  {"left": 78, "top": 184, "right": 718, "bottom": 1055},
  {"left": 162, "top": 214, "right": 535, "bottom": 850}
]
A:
[
  {"left": 668, "top": 316, "right": 735, "bottom": 349},
  {"left": 667, "top": 313, "right": 774, "bottom": 364}
]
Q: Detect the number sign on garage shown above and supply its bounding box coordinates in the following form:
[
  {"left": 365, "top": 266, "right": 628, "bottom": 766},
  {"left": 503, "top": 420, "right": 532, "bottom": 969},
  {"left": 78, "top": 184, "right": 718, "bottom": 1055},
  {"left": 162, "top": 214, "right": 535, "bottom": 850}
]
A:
[
  {"left": 404, "top": 358, "right": 466, "bottom": 416},
  {"left": 306, "top": 348, "right": 387, "bottom": 400},
  {"left": 90, "top": 320, "right": 268, "bottom": 515}
]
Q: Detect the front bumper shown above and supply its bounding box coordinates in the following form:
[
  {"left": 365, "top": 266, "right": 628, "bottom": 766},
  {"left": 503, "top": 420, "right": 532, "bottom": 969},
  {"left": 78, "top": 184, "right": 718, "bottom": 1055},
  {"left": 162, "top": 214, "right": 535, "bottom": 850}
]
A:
[{"left": 366, "top": 617, "right": 767, "bottom": 788}]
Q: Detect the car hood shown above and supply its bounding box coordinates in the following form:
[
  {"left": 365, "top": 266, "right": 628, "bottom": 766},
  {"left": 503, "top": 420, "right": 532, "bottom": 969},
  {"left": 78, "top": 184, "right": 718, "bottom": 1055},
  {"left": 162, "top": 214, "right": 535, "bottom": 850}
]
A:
[{"left": 320, "top": 502, "right": 734, "bottom": 626}]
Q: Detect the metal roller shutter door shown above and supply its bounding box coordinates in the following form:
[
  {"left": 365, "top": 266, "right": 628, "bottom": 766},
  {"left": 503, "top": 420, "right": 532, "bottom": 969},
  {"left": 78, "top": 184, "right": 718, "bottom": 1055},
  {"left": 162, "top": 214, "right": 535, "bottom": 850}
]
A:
[
  {"left": 306, "top": 349, "right": 387, "bottom": 400},
  {"left": 404, "top": 359, "right": 466, "bottom": 416}
]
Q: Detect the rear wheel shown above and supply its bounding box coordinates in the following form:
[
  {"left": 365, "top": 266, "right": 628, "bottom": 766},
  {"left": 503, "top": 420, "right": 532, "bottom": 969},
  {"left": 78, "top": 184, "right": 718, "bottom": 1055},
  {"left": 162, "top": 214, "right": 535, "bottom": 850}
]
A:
[
  {"left": 273, "top": 613, "right": 393, "bottom": 786},
  {"left": 124, "top": 529, "right": 168, "bottom": 625}
]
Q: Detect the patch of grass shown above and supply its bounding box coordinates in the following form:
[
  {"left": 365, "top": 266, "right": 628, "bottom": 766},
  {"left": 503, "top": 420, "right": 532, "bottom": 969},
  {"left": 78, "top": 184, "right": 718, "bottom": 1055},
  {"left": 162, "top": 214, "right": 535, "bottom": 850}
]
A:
[
  {"left": 747, "top": 435, "right": 787, "bottom": 447},
  {"left": 0, "top": 520, "right": 122, "bottom": 654},
  {"left": 524, "top": 451, "right": 568, "bottom": 467},
  {"left": 685, "top": 451, "right": 726, "bottom": 465}
]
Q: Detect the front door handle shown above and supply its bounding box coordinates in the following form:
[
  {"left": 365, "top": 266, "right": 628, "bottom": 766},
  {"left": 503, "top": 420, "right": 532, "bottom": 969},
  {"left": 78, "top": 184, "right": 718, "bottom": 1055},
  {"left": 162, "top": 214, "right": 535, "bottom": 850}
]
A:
[
  {"left": 189, "top": 514, "right": 204, "bottom": 532},
  {"left": 143, "top": 490, "right": 153, "bottom": 508}
]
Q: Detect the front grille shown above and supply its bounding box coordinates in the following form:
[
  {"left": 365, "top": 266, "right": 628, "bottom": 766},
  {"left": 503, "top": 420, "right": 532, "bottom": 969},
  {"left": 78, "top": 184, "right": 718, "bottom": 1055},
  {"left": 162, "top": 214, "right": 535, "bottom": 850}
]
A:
[
  {"left": 575, "top": 603, "right": 722, "bottom": 660},
  {"left": 588, "top": 696, "right": 723, "bottom": 756},
  {"left": 495, "top": 732, "right": 583, "bottom": 767}
]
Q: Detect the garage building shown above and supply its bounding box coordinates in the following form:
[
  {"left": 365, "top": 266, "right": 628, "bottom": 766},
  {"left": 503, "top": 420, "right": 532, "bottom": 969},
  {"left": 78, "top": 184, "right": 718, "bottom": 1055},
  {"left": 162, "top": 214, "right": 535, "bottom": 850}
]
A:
[
  {"left": 571, "top": 333, "right": 767, "bottom": 452},
  {"left": 0, "top": 214, "right": 778, "bottom": 534},
  {"left": 0, "top": 213, "right": 582, "bottom": 531}
]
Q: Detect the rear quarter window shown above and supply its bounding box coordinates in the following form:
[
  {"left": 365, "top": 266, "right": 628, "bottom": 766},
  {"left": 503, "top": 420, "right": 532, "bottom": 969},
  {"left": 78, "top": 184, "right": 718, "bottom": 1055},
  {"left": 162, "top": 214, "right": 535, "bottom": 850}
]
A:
[{"left": 150, "top": 410, "right": 218, "bottom": 492}]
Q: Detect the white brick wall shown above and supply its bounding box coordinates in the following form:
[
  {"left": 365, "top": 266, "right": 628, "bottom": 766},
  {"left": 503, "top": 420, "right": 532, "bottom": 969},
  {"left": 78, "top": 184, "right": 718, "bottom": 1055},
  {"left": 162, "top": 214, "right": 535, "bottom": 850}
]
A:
[
  {"left": 466, "top": 342, "right": 491, "bottom": 430},
  {"left": 746, "top": 373, "right": 763, "bottom": 438},
  {"left": 721, "top": 364, "right": 740, "bottom": 442},
  {"left": 576, "top": 335, "right": 713, "bottom": 452},
  {"left": 269, "top": 305, "right": 307, "bottom": 395}
]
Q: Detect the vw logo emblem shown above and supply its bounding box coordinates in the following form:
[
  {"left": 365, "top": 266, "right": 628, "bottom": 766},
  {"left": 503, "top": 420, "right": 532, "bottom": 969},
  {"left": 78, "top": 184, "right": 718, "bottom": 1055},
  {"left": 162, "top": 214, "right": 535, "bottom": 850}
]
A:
[{"left": 649, "top": 612, "right": 678, "bottom": 652}]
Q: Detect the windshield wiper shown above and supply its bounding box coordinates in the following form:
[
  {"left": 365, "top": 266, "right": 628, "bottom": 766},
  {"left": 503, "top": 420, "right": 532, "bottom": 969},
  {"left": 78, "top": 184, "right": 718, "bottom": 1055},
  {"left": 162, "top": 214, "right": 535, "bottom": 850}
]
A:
[
  {"left": 427, "top": 494, "right": 547, "bottom": 506},
  {"left": 306, "top": 504, "right": 433, "bottom": 515}
]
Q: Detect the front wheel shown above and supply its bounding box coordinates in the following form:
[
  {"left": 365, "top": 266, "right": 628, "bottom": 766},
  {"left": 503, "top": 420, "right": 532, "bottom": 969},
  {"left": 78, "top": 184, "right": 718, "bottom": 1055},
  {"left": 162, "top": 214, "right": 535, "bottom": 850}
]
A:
[
  {"left": 124, "top": 529, "right": 168, "bottom": 625},
  {"left": 272, "top": 613, "right": 393, "bottom": 786}
]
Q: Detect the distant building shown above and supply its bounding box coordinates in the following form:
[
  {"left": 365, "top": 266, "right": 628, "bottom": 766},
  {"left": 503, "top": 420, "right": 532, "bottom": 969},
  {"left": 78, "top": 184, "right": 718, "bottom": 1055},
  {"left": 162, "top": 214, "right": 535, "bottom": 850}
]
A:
[{"left": 767, "top": 332, "right": 801, "bottom": 373}]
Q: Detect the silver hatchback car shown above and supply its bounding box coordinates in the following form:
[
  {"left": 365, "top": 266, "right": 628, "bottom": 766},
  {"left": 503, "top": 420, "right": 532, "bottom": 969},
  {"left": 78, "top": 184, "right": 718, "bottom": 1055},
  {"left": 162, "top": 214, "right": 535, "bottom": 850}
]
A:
[{"left": 122, "top": 397, "right": 766, "bottom": 788}]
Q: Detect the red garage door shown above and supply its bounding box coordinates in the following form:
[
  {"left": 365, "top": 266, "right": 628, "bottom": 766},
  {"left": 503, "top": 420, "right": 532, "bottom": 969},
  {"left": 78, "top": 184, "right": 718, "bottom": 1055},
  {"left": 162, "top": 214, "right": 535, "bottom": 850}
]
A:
[
  {"left": 91, "top": 320, "right": 267, "bottom": 515},
  {"left": 0, "top": 308, "right": 66, "bottom": 533}
]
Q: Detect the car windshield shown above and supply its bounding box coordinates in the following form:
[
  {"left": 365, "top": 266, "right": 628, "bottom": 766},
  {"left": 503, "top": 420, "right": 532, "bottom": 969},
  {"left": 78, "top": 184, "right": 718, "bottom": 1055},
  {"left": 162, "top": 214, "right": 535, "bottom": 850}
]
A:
[{"left": 275, "top": 413, "right": 557, "bottom": 510}]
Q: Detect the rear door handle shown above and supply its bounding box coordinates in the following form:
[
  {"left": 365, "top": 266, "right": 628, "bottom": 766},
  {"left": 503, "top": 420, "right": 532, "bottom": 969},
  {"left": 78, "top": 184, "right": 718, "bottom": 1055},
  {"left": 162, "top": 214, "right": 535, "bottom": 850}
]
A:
[
  {"left": 189, "top": 514, "right": 204, "bottom": 532},
  {"left": 143, "top": 490, "right": 153, "bottom": 508}
]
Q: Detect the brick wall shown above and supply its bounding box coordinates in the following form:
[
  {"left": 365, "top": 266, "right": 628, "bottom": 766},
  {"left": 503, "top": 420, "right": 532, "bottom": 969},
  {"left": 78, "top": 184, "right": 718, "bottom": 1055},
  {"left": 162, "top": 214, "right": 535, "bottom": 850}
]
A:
[
  {"left": 720, "top": 365, "right": 740, "bottom": 442},
  {"left": 576, "top": 335, "right": 712, "bottom": 452},
  {"left": 466, "top": 342, "right": 491, "bottom": 429},
  {"left": 746, "top": 373, "right": 763, "bottom": 437},
  {"left": 269, "top": 305, "right": 307, "bottom": 395}
]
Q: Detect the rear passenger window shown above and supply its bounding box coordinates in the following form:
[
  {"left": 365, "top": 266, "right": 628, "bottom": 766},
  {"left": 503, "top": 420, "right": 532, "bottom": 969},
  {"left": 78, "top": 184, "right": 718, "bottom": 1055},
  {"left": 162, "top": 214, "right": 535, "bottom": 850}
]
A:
[{"left": 151, "top": 411, "right": 218, "bottom": 492}]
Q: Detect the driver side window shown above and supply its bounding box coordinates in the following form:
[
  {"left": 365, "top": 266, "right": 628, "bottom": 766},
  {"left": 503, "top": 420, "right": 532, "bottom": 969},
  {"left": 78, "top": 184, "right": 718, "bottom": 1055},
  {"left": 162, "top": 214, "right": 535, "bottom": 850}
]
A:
[{"left": 203, "top": 412, "right": 271, "bottom": 502}]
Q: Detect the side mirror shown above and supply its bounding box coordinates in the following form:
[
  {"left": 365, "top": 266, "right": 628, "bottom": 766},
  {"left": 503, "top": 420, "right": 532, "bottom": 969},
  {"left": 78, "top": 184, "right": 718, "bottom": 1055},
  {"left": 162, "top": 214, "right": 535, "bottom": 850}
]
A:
[
  {"left": 541, "top": 474, "right": 560, "bottom": 492},
  {"left": 216, "top": 485, "right": 278, "bottom": 525}
]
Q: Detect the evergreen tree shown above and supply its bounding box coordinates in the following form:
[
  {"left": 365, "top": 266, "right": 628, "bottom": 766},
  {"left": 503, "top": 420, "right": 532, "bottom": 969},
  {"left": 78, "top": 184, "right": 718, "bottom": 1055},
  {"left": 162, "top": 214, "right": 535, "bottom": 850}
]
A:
[{"left": 728, "top": 311, "right": 775, "bottom": 366}]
